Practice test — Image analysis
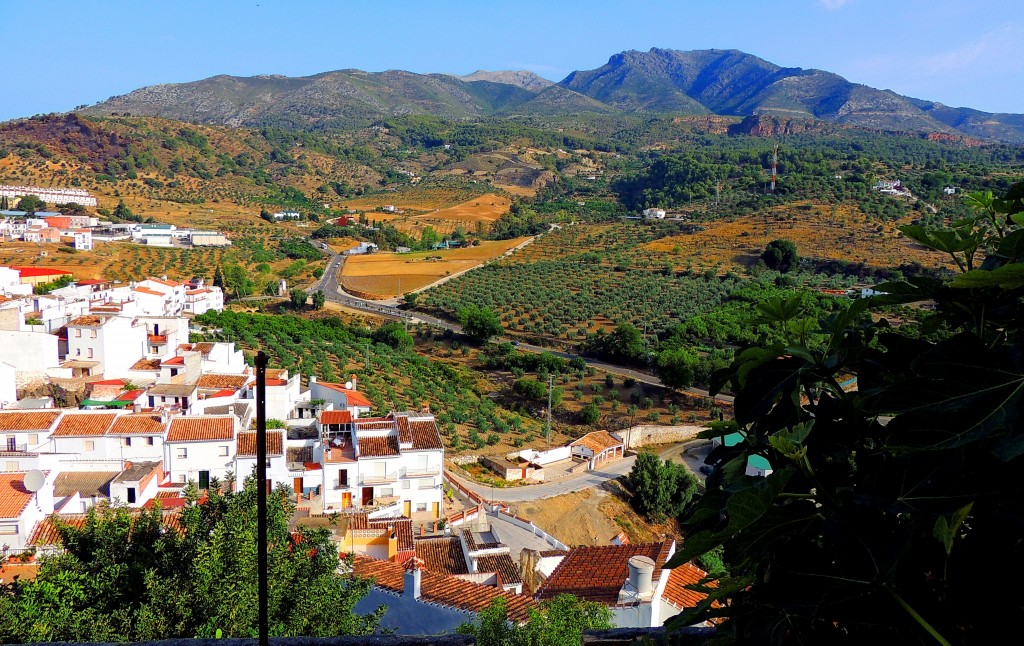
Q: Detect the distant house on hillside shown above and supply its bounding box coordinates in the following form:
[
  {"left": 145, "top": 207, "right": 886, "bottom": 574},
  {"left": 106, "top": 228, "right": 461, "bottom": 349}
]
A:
[
  {"left": 642, "top": 208, "right": 666, "bottom": 219},
  {"left": 345, "top": 242, "right": 378, "bottom": 255},
  {"left": 272, "top": 211, "right": 301, "bottom": 220}
]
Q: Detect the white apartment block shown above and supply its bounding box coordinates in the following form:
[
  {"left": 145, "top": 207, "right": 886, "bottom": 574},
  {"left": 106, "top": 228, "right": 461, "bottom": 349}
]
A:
[{"left": 65, "top": 314, "right": 147, "bottom": 379}]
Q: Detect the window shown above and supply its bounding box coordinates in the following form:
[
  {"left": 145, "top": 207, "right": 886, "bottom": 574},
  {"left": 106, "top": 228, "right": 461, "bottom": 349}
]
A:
[
  {"left": 75, "top": 329, "right": 81, "bottom": 338},
  {"left": 123, "top": 437, "right": 132, "bottom": 447},
  {"left": 87, "top": 348, "right": 94, "bottom": 359},
  {"left": 418, "top": 478, "right": 434, "bottom": 489},
  {"left": 379, "top": 487, "right": 394, "bottom": 497},
  {"left": 146, "top": 437, "right": 154, "bottom": 446},
  {"left": 178, "top": 474, "right": 187, "bottom": 483},
  {"left": 90, "top": 330, "right": 96, "bottom": 339},
  {"left": 127, "top": 487, "right": 136, "bottom": 504},
  {"left": 0, "top": 523, "right": 18, "bottom": 535},
  {"left": 402, "top": 479, "right": 411, "bottom": 490},
  {"left": 28, "top": 434, "right": 38, "bottom": 445},
  {"left": 5, "top": 461, "right": 18, "bottom": 472},
  {"left": 176, "top": 447, "right": 187, "bottom": 459},
  {"left": 219, "top": 446, "right": 229, "bottom": 457},
  {"left": 416, "top": 503, "right": 428, "bottom": 512},
  {"left": 83, "top": 440, "right": 95, "bottom": 451}
]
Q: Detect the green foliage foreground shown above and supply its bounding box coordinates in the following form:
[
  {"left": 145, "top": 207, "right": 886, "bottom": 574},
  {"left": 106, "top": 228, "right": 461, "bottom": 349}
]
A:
[
  {"left": 671, "top": 182, "right": 1024, "bottom": 643},
  {"left": 458, "top": 594, "right": 612, "bottom": 646},
  {"left": 0, "top": 475, "right": 382, "bottom": 642}
]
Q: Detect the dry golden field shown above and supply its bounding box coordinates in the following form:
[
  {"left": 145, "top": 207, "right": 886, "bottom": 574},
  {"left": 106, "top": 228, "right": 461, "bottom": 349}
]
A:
[
  {"left": 339, "top": 237, "right": 529, "bottom": 297},
  {"left": 645, "top": 202, "right": 954, "bottom": 272}
]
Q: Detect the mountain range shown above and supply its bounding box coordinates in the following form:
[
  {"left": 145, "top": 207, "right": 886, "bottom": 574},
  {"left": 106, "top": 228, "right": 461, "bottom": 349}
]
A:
[{"left": 80, "top": 48, "right": 1024, "bottom": 143}]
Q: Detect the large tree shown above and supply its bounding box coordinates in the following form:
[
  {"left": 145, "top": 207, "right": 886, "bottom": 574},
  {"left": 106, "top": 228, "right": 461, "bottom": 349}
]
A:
[
  {"left": 457, "top": 304, "right": 503, "bottom": 344},
  {"left": 671, "top": 182, "right": 1024, "bottom": 643},
  {"left": 16, "top": 194, "right": 45, "bottom": 214},
  {"left": 760, "top": 238, "right": 798, "bottom": 273},
  {"left": 628, "top": 451, "right": 699, "bottom": 523},
  {"left": 654, "top": 346, "right": 700, "bottom": 389},
  {"left": 0, "top": 474, "right": 382, "bottom": 641}
]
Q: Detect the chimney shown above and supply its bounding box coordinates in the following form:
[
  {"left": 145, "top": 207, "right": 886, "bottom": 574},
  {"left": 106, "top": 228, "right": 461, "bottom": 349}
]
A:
[
  {"left": 350, "top": 374, "right": 357, "bottom": 390},
  {"left": 123, "top": 461, "right": 133, "bottom": 471},
  {"left": 133, "top": 403, "right": 142, "bottom": 414},
  {"left": 388, "top": 528, "right": 398, "bottom": 559},
  {"left": 309, "top": 375, "right": 317, "bottom": 385},
  {"left": 404, "top": 557, "right": 423, "bottom": 599}
]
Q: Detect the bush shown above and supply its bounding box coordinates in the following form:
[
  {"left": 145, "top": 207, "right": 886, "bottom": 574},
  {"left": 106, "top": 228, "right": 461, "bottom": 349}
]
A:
[{"left": 579, "top": 403, "right": 601, "bottom": 425}]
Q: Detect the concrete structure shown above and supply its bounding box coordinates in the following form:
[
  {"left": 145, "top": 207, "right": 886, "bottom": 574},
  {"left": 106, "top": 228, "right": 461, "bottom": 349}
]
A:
[
  {"left": 163, "top": 416, "right": 238, "bottom": 486},
  {"left": 0, "top": 471, "right": 57, "bottom": 550},
  {"left": 642, "top": 208, "right": 667, "bottom": 219},
  {"left": 65, "top": 314, "right": 147, "bottom": 378},
  {"left": 0, "top": 185, "right": 97, "bottom": 207},
  {"left": 570, "top": 431, "right": 625, "bottom": 470},
  {"left": 190, "top": 232, "right": 230, "bottom": 247}
]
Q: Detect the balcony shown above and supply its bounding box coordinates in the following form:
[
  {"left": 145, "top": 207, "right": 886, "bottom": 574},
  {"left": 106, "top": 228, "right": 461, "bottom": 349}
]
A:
[
  {"left": 402, "top": 466, "right": 440, "bottom": 478},
  {"left": 359, "top": 471, "right": 398, "bottom": 486},
  {"left": 2, "top": 443, "right": 28, "bottom": 453},
  {"left": 323, "top": 442, "right": 356, "bottom": 463},
  {"left": 332, "top": 479, "right": 352, "bottom": 490}
]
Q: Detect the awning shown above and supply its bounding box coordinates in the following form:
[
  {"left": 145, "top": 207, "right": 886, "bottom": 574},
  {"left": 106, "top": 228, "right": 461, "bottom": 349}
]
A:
[{"left": 79, "top": 399, "right": 133, "bottom": 408}]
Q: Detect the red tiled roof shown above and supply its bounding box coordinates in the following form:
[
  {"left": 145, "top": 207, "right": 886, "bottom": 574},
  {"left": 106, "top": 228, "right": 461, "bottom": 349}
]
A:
[
  {"left": 396, "top": 416, "right": 411, "bottom": 443},
  {"left": 209, "top": 388, "right": 236, "bottom": 398},
  {"left": 477, "top": 553, "right": 522, "bottom": 586},
  {"left": 196, "top": 373, "right": 250, "bottom": 390},
  {"left": 265, "top": 379, "right": 286, "bottom": 387},
  {"left": 117, "top": 389, "right": 145, "bottom": 401},
  {"left": 369, "top": 516, "right": 414, "bottom": 553},
  {"left": 166, "top": 416, "right": 234, "bottom": 442},
  {"left": 321, "top": 410, "right": 352, "bottom": 425},
  {"left": 237, "top": 431, "right": 284, "bottom": 457},
  {"left": 68, "top": 315, "right": 107, "bottom": 327},
  {"left": 147, "top": 277, "right": 180, "bottom": 288},
  {"left": 662, "top": 562, "right": 713, "bottom": 610},
  {"left": 91, "top": 379, "right": 126, "bottom": 386},
  {"left": 0, "top": 411, "right": 59, "bottom": 431},
  {"left": 351, "top": 554, "right": 536, "bottom": 622},
  {"left": 414, "top": 536, "right": 469, "bottom": 576},
  {"left": 30, "top": 509, "right": 184, "bottom": 545},
  {"left": 134, "top": 286, "right": 165, "bottom": 297},
  {"left": 130, "top": 358, "right": 161, "bottom": 371},
  {"left": 318, "top": 382, "right": 373, "bottom": 407},
  {"left": 358, "top": 435, "right": 400, "bottom": 458},
  {"left": 571, "top": 431, "right": 623, "bottom": 454},
  {"left": 78, "top": 279, "right": 105, "bottom": 286},
  {"left": 51, "top": 412, "right": 118, "bottom": 437},
  {"left": 536, "top": 541, "right": 674, "bottom": 605},
  {"left": 148, "top": 334, "right": 167, "bottom": 344},
  {"left": 0, "top": 473, "right": 33, "bottom": 519},
  {"left": 162, "top": 356, "right": 185, "bottom": 365},
  {"left": 410, "top": 419, "right": 443, "bottom": 451},
  {"left": 108, "top": 414, "right": 165, "bottom": 436},
  {"left": 13, "top": 266, "right": 72, "bottom": 278}
]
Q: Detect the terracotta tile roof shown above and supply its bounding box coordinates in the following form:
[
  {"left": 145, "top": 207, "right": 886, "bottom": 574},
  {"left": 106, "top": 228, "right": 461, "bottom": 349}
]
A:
[
  {"left": 51, "top": 412, "right": 118, "bottom": 437},
  {"left": 117, "top": 389, "right": 146, "bottom": 402},
  {"left": 91, "top": 379, "right": 125, "bottom": 386},
  {"left": 53, "top": 471, "right": 117, "bottom": 498},
  {"left": 162, "top": 356, "right": 185, "bottom": 366},
  {"left": 396, "top": 415, "right": 412, "bottom": 443},
  {"left": 265, "top": 379, "right": 286, "bottom": 387},
  {"left": 134, "top": 287, "right": 165, "bottom": 297},
  {"left": 166, "top": 416, "right": 234, "bottom": 442},
  {"left": 318, "top": 382, "right": 373, "bottom": 407},
  {"left": 148, "top": 334, "right": 167, "bottom": 344},
  {"left": 414, "top": 536, "right": 469, "bottom": 575},
  {"left": 662, "top": 563, "right": 714, "bottom": 610},
  {"left": 130, "top": 358, "right": 161, "bottom": 371},
  {"left": 477, "top": 553, "right": 522, "bottom": 586},
  {"left": 30, "top": 509, "right": 184, "bottom": 546},
  {"left": 462, "top": 528, "right": 503, "bottom": 552},
  {"left": 351, "top": 554, "right": 537, "bottom": 622},
  {"left": 148, "top": 277, "right": 180, "bottom": 288},
  {"left": 237, "top": 431, "right": 284, "bottom": 457},
  {"left": 176, "top": 342, "right": 215, "bottom": 356},
  {"left": 321, "top": 410, "right": 352, "bottom": 425},
  {"left": 196, "top": 373, "right": 250, "bottom": 390},
  {"left": 358, "top": 434, "right": 400, "bottom": 458},
  {"left": 410, "top": 419, "right": 443, "bottom": 451},
  {"left": 571, "top": 431, "right": 623, "bottom": 454},
  {"left": 355, "top": 418, "right": 396, "bottom": 432},
  {"left": 0, "top": 410, "right": 59, "bottom": 431},
  {"left": 68, "top": 315, "right": 107, "bottom": 327},
  {"left": 108, "top": 414, "right": 165, "bottom": 435},
  {"left": 14, "top": 267, "right": 71, "bottom": 278},
  {"left": 368, "top": 516, "right": 414, "bottom": 553},
  {"left": 536, "top": 541, "right": 673, "bottom": 605},
  {"left": 0, "top": 473, "right": 33, "bottom": 519},
  {"left": 265, "top": 369, "right": 287, "bottom": 379}
]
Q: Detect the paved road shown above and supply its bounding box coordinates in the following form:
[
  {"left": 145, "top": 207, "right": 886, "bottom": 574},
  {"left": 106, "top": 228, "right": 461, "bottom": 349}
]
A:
[{"left": 446, "top": 456, "right": 638, "bottom": 503}]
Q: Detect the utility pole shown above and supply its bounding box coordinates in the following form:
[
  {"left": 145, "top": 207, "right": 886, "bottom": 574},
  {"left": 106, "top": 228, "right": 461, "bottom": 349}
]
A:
[{"left": 545, "top": 374, "right": 553, "bottom": 450}]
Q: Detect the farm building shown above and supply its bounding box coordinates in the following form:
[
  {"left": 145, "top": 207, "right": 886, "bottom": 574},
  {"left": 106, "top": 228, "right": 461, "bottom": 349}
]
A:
[
  {"left": 570, "top": 430, "right": 625, "bottom": 469},
  {"left": 480, "top": 455, "right": 544, "bottom": 482},
  {"left": 642, "top": 208, "right": 666, "bottom": 219},
  {"left": 190, "top": 232, "right": 230, "bottom": 247},
  {"left": 345, "top": 242, "right": 379, "bottom": 255}
]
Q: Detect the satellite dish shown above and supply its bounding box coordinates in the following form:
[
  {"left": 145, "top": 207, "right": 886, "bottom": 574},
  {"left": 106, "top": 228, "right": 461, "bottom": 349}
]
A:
[
  {"left": 23, "top": 469, "right": 45, "bottom": 493},
  {"left": 344, "top": 381, "right": 353, "bottom": 390}
]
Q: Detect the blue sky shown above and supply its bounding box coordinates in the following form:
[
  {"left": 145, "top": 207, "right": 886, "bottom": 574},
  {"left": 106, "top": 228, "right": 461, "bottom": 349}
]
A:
[{"left": 2, "top": 0, "right": 1021, "bottom": 123}]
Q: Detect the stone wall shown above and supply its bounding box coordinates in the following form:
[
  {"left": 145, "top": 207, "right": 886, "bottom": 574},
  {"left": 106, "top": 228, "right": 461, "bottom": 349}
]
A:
[{"left": 619, "top": 424, "right": 709, "bottom": 449}]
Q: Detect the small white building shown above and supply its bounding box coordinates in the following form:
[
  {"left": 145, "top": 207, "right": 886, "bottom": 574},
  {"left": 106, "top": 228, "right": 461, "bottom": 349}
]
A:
[
  {"left": 163, "top": 416, "right": 238, "bottom": 488},
  {"left": 272, "top": 211, "right": 301, "bottom": 220},
  {"left": 73, "top": 230, "right": 93, "bottom": 251},
  {"left": 642, "top": 208, "right": 666, "bottom": 219},
  {"left": 0, "top": 471, "right": 57, "bottom": 551},
  {"left": 234, "top": 431, "right": 288, "bottom": 491}
]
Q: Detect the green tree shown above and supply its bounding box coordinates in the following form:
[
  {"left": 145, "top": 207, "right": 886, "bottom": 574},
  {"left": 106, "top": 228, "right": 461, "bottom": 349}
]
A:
[
  {"left": 457, "top": 304, "right": 503, "bottom": 344},
  {"left": 760, "top": 238, "right": 798, "bottom": 273},
  {"left": 371, "top": 321, "right": 414, "bottom": 350},
  {"left": 212, "top": 264, "right": 225, "bottom": 290},
  {"left": 671, "top": 182, "right": 1024, "bottom": 643},
  {"left": 0, "top": 474, "right": 382, "bottom": 641},
  {"left": 420, "top": 225, "right": 440, "bottom": 249},
  {"left": 112, "top": 199, "right": 134, "bottom": 221},
  {"left": 579, "top": 402, "right": 601, "bottom": 425},
  {"left": 628, "top": 451, "right": 698, "bottom": 522},
  {"left": 513, "top": 378, "right": 547, "bottom": 401},
  {"left": 459, "top": 594, "right": 612, "bottom": 646},
  {"left": 221, "top": 262, "right": 254, "bottom": 298},
  {"left": 402, "top": 291, "right": 419, "bottom": 307},
  {"left": 312, "top": 290, "right": 326, "bottom": 310},
  {"left": 654, "top": 346, "right": 700, "bottom": 389},
  {"left": 16, "top": 194, "right": 45, "bottom": 214},
  {"left": 289, "top": 288, "right": 308, "bottom": 310}
]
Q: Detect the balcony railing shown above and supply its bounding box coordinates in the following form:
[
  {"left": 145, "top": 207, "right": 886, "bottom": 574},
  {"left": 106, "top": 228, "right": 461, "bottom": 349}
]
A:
[
  {"left": 402, "top": 466, "right": 440, "bottom": 478},
  {"left": 359, "top": 471, "right": 398, "bottom": 486},
  {"left": 2, "top": 443, "right": 28, "bottom": 453},
  {"left": 332, "top": 479, "right": 352, "bottom": 490}
]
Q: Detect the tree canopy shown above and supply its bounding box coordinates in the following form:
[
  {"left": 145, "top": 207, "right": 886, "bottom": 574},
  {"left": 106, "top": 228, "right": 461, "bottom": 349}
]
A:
[
  {"left": 458, "top": 594, "right": 612, "bottom": 646},
  {"left": 628, "top": 451, "right": 699, "bottom": 523},
  {"left": 0, "top": 473, "right": 382, "bottom": 642},
  {"left": 671, "top": 181, "right": 1024, "bottom": 644},
  {"left": 760, "top": 238, "right": 798, "bottom": 273},
  {"left": 457, "top": 304, "right": 504, "bottom": 344}
]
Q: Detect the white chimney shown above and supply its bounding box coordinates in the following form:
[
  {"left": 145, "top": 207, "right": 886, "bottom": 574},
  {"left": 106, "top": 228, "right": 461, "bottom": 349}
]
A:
[
  {"left": 309, "top": 375, "right": 317, "bottom": 384},
  {"left": 404, "top": 557, "right": 423, "bottom": 599},
  {"left": 350, "top": 374, "right": 357, "bottom": 390}
]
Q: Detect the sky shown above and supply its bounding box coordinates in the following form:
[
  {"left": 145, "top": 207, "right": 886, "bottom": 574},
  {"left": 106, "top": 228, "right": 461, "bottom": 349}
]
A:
[{"left": 2, "top": 0, "right": 1022, "bottom": 123}]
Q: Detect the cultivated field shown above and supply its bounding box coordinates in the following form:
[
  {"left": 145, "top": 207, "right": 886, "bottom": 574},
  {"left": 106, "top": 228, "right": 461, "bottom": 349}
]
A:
[{"left": 339, "top": 237, "right": 529, "bottom": 297}]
